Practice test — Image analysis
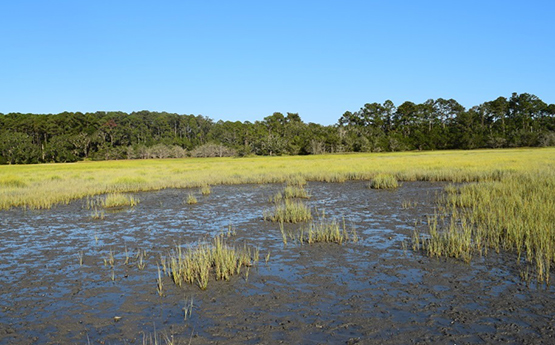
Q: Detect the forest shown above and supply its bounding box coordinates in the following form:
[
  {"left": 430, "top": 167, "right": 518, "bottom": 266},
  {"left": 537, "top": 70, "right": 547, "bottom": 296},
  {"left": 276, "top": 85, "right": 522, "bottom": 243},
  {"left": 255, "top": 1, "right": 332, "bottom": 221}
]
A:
[{"left": 1, "top": 92, "right": 554, "bottom": 164}]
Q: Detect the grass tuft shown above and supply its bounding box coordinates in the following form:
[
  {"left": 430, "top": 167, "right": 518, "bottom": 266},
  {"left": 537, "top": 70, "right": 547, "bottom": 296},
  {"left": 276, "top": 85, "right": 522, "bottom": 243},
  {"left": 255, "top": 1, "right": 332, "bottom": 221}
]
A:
[
  {"left": 167, "top": 234, "right": 258, "bottom": 290},
  {"left": 201, "top": 185, "right": 211, "bottom": 196},
  {"left": 280, "top": 216, "right": 358, "bottom": 245},
  {"left": 368, "top": 173, "right": 399, "bottom": 189},
  {"left": 186, "top": 192, "right": 197, "bottom": 204},
  {"left": 264, "top": 199, "right": 312, "bottom": 223},
  {"left": 102, "top": 193, "right": 139, "bottom": 208}
]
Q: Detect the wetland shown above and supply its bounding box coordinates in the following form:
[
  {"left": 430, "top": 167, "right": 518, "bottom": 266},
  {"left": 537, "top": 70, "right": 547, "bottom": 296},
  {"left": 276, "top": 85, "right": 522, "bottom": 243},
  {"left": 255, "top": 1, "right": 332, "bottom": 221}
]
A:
[{"left": 1, "top": 180, "right": 554, "bottom": 344}]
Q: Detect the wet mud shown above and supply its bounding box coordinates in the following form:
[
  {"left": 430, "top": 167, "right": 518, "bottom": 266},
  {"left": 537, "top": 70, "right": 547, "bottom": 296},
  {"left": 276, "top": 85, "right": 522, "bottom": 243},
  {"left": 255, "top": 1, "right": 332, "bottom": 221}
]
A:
[{"left": 0, "top": 181, "right": 554, "bottom": 344}]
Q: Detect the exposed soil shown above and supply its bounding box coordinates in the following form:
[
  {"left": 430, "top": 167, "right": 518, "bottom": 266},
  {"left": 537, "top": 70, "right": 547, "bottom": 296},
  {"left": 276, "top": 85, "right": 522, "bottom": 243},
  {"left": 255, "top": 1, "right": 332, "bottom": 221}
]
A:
[{"left": 0, "top": 181, "right": 554, "bottom": 344}]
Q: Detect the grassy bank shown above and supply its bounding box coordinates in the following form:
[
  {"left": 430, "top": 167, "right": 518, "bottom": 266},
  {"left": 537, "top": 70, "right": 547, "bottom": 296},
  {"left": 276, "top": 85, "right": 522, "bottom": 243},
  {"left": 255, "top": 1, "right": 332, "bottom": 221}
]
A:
[{"left": 1, "top": 148, "right": 554, "bottom": 210}]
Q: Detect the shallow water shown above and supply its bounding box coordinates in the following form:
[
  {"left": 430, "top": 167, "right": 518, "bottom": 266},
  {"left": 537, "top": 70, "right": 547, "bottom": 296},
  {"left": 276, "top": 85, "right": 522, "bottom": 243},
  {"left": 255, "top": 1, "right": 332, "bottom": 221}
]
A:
[{"left": 0, "top": 181, "right": 554, "bottom": 344}]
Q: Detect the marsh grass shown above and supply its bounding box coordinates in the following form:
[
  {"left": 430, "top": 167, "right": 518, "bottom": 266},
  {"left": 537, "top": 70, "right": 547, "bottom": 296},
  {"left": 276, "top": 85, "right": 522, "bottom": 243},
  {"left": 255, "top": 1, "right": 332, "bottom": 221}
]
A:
[
  {"left": 137, "top": 249, "right": 147, "bottom": 270},
  {"left": 283, "top": 185, "right": 310, "bottom": 199},
  {"left": 157, "top": 264, "right": 164, "bottom": 297},
  {"left": 78, "top": 251, "right": 84, "bottom": 266},
  {"left": 401, "top": 200, "right": 418, "bottom": 209},
  {"left": 183, "top": 297, "right": 194, "bottom": 321},
  {"left": 368, "top": 173, "right": 399, "bottom": 189},
  {"left": 102, "top": 193, "right": 139, "bottom": 208},
  {"left": 413, "top": 170, "right": 555, "bottom": 285},
  {"left": 167, "top": 234, "right": 258, "bottom": 290},
  {"left": 0, "top": 175, "right": 27, "bottom": 188},
  {"left": 186, "top": 193, "right": 197, "bottom": 205},
  {"left": 142, "top": 331, "right": 175, "bottom": 345},
  {"left": 270, "top": 184, "right": 310, "bottom": 203},
  {"left": 1, "top": 148, "right": 553, "bottom": 210},
  {"left": 90, "top": 207, "right": 105, "bottom": 220},
  {"left": 103, "top": 249, "right": 115, "bottom": 268},
  {"left": 264, "top": 199, "right": 312, "bottom": 223},
  {"left": 285, "top": 175, "right": 307, "bottom": 187},
  {"left": 281, "top": 216, "right": 358, "bottom": 245},
  {"left": 201, "top": 185, "right": 211, "bottom": 196}
]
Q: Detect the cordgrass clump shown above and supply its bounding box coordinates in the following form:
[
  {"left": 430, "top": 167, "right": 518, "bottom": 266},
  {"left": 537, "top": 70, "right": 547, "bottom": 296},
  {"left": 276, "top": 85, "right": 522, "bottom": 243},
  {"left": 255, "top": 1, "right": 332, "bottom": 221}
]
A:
[
  {"left": 270, "top": 184, "right": 310, "bottom": 203},
  {"left": 201, "top": 185, "right": 211, "bottom": 196},
  {"left": 102, "top": 193, "right": 139, "bottom": 208},
  {"left": 412, "top": 170, "right": 555, "bottom": 285},
  {"left": 264, "top": 199, "right": 312, "bottom": 223},
  {"left": 368, "top": 173, "right": 399, "bottom": 189},
  {"left": 186, "top": 193, "right": 198, "bottom": 204},
  {"left": 167, "top": 234, "right": 257, "bottom": 290},
  {"left": 283, "top": 185, "right": 310, "bottom": 199},
  {"left": 302, "top": 218, "right": 358, "bottom": 244},
  {"left": 280, "top": 217, "right": 358, "bottom": 245}
]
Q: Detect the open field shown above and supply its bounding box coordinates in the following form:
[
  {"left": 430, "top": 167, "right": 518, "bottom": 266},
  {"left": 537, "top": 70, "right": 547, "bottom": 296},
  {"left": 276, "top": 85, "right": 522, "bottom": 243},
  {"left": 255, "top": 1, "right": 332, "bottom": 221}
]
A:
[{"left": 1, "top": 148, "right": 555, "bottom": 343}]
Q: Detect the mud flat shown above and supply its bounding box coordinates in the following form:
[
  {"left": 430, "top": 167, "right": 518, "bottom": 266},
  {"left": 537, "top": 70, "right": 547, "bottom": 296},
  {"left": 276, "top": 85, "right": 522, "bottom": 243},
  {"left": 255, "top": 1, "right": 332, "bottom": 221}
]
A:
[{"left": 0, "top": 181, "right": 553, "bottom": 344}]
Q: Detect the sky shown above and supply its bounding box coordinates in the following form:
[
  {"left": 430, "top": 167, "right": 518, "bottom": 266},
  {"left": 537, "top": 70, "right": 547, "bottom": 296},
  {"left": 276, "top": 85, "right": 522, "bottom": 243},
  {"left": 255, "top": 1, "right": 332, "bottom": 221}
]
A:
[{"left": 1, "top": 1, "right": 554, "bottom": 125}]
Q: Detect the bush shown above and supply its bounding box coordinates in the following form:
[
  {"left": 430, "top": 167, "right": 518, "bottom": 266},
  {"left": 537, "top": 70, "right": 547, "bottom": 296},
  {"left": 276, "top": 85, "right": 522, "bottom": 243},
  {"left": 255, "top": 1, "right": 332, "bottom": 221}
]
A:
[{"left": 190, "top": 143, "right": 236, "bottom": 158}]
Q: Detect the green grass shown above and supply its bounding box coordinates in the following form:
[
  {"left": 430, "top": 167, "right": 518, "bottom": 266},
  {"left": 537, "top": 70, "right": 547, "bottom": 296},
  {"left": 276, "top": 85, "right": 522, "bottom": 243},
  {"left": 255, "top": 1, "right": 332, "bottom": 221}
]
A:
[
  {"left": 0, "top": 175, "right": 27, "bottom": 188},
  {"left": 280, "top": 216, "right": 358, "bottom": 245},
  {"left": 368, "top": 173, "right": 399, "bottom": 189},
  {"left": 186, "top": 192, "right": 197, "bottom": 205},
  {"left": 167, "top": 234, "right": 258, "bottom": 290},
  {"left": 413, "top": 170, "right": 555, "bottom": 285},
  {"left": 270, "top": 184, "right": 310, "bottom": 202},
  {"left": 3, "top": 148, "right": 554, "bottom": 210},
  {"left": 102, "top": 193, "right": 139, "bottom": 208},
  {"left": 201, "top": 184, "right": 211, "bottom": 195},
  {"left": 264, "top": 199, "right": 312, "bottom": 223}
]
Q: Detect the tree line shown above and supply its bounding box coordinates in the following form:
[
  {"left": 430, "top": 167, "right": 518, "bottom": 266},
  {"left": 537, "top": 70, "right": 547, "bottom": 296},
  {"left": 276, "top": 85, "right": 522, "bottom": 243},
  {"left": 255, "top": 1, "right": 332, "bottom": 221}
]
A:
[{"left": 1, "top": 92, "right": 554, "bottom": 164}]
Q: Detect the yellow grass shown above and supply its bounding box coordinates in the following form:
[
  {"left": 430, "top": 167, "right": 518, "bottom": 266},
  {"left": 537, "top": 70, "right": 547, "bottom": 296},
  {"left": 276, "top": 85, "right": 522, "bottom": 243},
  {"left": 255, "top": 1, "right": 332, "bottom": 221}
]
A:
[
  {"left": 1, "top": 148, "right": 553, "bottom": 210},
  {"left": 414, "top": 170, "right": 555, "bottom": 284}
]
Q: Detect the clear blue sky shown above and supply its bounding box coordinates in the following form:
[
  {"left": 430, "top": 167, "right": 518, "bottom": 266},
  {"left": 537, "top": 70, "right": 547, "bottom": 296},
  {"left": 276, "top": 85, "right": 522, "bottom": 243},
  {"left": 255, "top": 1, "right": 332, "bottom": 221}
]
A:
[{"left": 1, "top": 1, "right": 553, "bottom": 125}]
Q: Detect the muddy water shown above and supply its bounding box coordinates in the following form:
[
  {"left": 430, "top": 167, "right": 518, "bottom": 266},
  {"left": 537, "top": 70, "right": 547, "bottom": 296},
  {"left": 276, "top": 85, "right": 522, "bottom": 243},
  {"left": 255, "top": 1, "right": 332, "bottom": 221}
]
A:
[{"left": 0, "top": 182, "right": 554, "bottom": 344}]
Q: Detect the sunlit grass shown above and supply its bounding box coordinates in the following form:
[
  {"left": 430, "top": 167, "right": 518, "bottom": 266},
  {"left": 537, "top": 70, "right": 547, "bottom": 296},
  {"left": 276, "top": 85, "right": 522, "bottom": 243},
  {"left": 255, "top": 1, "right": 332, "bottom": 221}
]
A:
[
  {"left": 279, "top": 216, "right": 358, "bottom": 245},
  {"left": 2, "top": 148, "right": 553, "bottom": 210},
  {"left": 186, "top": 192, "right": 197, "bottom": 205},
  {"left": 413, "top": 170, "right": 555, "bottom": 285},
  {"left": 102, "top": 193, "right": 139, "bottom": 208},
  {"left": 201, "top": 184, "right": 211, "bottom": 196},
  {"left": 368, "top": 173, "right": 399, "bottom": 189},
  {"left": 302, "top": 217, "right": 358, "bottom": 244},
  {"left": 167, "top": 234, "right": 258, "bottom": 290},
  {"left": 264, "top": 199, "right": 312, "bottom": 223},
  {"left": 270, "top": 184, "right": 310, "bottom": 202}
]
